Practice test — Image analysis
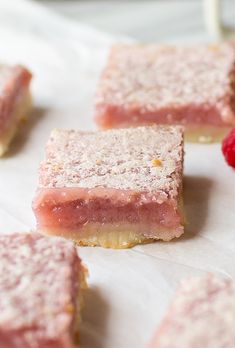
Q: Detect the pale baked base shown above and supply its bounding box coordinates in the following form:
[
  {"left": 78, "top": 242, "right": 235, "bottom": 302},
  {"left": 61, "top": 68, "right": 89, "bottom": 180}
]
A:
[
  {"left": 74, "top": 265, "right": 88, "bottom": 344},
  {"left": 39, "top": 222, "right": 184, "bottom": 249},
  {"left": 0, "top": 90, "right": 32, "bottom": 156},
  {"left": 185, "top": 125, "right": 232, "bottom": 143}
]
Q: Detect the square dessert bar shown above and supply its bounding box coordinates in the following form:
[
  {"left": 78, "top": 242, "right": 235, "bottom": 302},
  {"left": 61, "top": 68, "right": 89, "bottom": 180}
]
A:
[
  {"left": 0, "top": 233, "right": 86, "bottom": 348},
  {"left": 33, "top": 125, "right": 184, "bottom": 248},
  {"left": 0, "top": 65, "right": 32, "bottom": 156},
  {"left": 95, "top": 43, "right": 235, "bottom": 142},
  {"left": 149, "top": 275, "right": 235, "bottom": 348}
]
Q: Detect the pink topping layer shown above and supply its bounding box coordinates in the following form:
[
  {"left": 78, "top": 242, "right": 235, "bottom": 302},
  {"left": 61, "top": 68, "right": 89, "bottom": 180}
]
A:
[
  {"left": 33, "top": 188, "right": 183, "bottom": 231},
  {"left": 0, "top": 65, "right": 32, "bottom": 135},
  {"left": 0, "top": 233, "right": 82, "bottom": 348},
  {"left": 149, "top": 275, "right": 235, "bottom": 348},
  {"left": 95, "top": 43, "right": 235, "bottom": 127}
]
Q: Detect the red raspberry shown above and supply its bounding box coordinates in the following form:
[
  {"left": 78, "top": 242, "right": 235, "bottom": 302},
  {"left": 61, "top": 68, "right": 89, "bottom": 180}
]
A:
[{"left": 222, "top": 128, "right": 235, "bottom": 168}]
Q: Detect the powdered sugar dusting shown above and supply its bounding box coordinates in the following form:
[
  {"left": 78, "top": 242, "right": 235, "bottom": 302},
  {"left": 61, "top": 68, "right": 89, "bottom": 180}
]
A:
[
  {"left": 0, "top": 65, "right": 17, "bottom": 91},
  {"left": 96, "top": 43, "right": 235, "bottom": 124},
  {"left": 151, "top": 275, "right": 235, "bottom": 348},
  {"left": 39, "top": 126, "right": 183, "bottom": 198},
  {"left": 0, "top": 233, "right": 81, "bottom": 343}
]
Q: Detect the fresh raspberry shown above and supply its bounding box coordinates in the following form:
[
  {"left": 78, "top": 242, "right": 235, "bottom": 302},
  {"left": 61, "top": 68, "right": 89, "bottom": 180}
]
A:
[{"left": 222, "top": 128, "right": 235, "bottom": 168}]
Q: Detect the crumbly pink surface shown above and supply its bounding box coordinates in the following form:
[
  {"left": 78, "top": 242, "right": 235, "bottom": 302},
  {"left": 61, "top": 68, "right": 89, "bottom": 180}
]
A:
[
  {"left": 95, "top": 43, "right": 235, "bottom": 128},
  {"left": 0, "top": 65, "right": 32, "bottom": 135},
  {"left": 0, "top": 233, "right": 82, "bottom": 348},
  {"left": 39, "top": 126, "right": 183, "bottom": 196},
  {"left": 33, "top": 126, "right": 184, "bottom": 237},
  {"left": 149, "top": 275, "right": 235, "bottom": 348}
]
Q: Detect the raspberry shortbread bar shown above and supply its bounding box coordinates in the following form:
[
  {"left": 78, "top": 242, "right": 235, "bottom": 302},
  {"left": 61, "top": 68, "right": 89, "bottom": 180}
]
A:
[
  {"left": 0, "top": 233, "right": 86, "bottom": 348},
  {"left": 149, "top": 275, "right": 235, "bottom": 348},
  {"left": 33, "top": 126, "right": 184, "bottom": 248},
  {"left": 95, "top": 43, "right": 235, "bottom": 142},
  {"left": 0, "top": 65, "right": 32, "bottom": 156}
]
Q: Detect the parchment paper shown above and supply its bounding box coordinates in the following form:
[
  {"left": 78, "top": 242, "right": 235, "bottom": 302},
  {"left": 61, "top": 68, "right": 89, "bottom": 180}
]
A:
[{"left": 0, "top": 1, "right": 235, "bottom": 347}]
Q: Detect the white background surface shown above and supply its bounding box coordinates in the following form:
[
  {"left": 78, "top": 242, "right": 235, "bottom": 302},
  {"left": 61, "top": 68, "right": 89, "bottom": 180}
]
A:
[
  {"left": 43, "top": 0, "right": 235, "bottom": 42},
  {"left": 0, "top": 1, "right": 235, "bottom": 347}
]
